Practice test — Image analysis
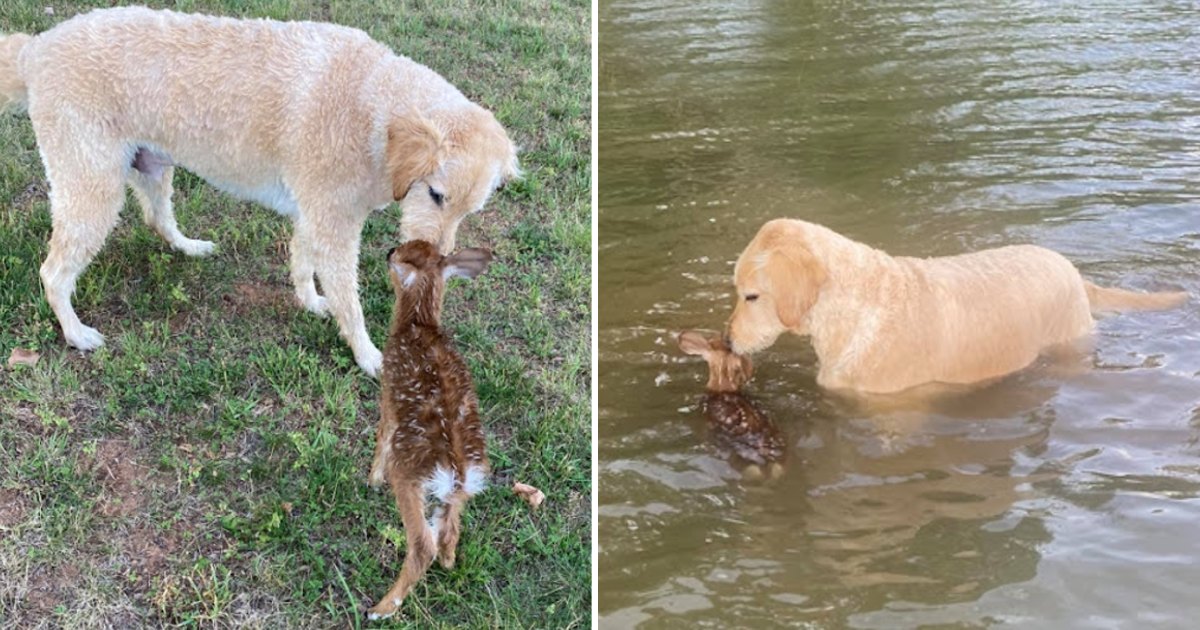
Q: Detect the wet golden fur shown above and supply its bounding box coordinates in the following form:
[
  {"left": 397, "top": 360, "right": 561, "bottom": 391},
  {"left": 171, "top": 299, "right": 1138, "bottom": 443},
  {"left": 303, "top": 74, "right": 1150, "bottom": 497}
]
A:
[
  {"left": 728, "top": 219, "right": 1187, "bottom": 394},
  {"left": 0, "top": 7, "right": 519, "bottom": 375}
]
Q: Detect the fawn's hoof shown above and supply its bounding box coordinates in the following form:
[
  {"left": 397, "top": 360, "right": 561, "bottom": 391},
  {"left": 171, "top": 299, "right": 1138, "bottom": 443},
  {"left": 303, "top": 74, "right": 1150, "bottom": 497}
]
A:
[
  {"left": 366, "top": 604, "right": 396, "bottom": 620},
  {"left": 741, "top": 464, "right": 764, "bottom": 482},
  {"left": 766, "top": 462, "right": 785, "bottom": 480}
]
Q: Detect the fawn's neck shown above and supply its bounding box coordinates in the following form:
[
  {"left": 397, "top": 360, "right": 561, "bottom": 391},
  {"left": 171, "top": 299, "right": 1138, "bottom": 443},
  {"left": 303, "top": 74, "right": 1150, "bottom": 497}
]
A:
[{"left": 388, "top": 296, "right": 442, "bottom": 337}]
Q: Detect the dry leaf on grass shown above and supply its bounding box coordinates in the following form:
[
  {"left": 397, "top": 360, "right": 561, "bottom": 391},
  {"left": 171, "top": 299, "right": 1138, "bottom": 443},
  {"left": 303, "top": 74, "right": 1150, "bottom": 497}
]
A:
[
  {"left": 513, "top": 482, "right": 545, "bottom": 510},
  {"left": 7, "top": 348, "right": 40, "bottom": 368}
]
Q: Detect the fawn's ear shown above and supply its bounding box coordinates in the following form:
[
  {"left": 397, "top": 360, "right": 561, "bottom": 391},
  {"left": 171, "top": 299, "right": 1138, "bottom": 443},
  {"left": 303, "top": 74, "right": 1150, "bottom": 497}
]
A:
[
  {"left": 677, "top": 331, "right": 712, "bottom": 358},
  {"left": 443, "top": 248, "right": 493, "bottom": 280},
  {"left": 389, "top": 261, "right": 420, "bottom": 288}
]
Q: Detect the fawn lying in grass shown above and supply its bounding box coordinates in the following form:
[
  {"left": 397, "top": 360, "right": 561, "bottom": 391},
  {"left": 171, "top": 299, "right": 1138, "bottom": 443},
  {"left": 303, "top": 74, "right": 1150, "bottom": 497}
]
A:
[
  {"left": 366, "top": 240, "right": 493, "bottom": 620},
  {"left": 678, "top": 330, "right": 785, "bottom": 481}
]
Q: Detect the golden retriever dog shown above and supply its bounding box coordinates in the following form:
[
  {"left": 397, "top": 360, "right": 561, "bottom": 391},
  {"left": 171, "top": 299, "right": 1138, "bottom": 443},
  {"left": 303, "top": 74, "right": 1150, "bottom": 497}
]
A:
[
  {"left": 0, "top": 7, "right": 519, "bottom": 376},
  {"left": 728, "top": 219, "right": 1187, "bottom": 394}
]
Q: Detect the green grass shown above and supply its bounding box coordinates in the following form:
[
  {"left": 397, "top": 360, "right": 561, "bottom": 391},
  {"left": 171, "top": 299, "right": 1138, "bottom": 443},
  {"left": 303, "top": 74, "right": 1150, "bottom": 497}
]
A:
[{"left": 0, "top": 0, "right": 590, "bottom": 627}]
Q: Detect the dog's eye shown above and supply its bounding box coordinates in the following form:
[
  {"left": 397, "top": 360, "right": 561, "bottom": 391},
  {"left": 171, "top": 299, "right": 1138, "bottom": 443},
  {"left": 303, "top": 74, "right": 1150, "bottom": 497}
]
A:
[
  {"left": 429, "top": 188, "right": 445, "bottom": 207},
  {"left": 744, "top": 294, "right": 759, "bottom": 302}
]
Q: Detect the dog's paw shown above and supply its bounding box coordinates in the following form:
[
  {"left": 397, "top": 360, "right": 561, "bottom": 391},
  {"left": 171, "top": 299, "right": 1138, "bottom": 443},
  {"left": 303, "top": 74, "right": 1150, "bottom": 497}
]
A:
[
  {"left": 66, "top": 325, "right": 105, "bottom": 351},
  {"left": 303, "top": 295, "right": 330, "bottom": 318},
  {"left": 176, "top": 238, "right": 216, "bottom": 257},
  {"left": 356, "top": 345, "right": 383, "bottom": 377}
]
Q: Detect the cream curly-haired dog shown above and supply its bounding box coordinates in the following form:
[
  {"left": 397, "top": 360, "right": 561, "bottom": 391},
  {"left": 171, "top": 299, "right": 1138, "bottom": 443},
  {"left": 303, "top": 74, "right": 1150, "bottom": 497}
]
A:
[
  {"left": 728, "top": 219, "right": 1186, "bottom": 394},
  {"left": 0, "top": 7, "right": 519, "bottom": 375}
]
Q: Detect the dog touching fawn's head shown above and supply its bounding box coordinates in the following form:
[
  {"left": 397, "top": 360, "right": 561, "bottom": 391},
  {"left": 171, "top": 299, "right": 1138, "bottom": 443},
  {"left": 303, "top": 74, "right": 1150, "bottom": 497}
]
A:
[
  {"left": 678, "top": 330, "right": 785, "bottom": 481},
  {"left": 728, "top": 219, "right": 828, "bottom": 355},
  {"left": 677, "top": 330, "right": 753, "bottom": 393},
  {"left": 387, "top": 109, "right": 519, "bottom": 255},
  {"left": 386, "top": 240, "right": 494, "bottom": 326}
]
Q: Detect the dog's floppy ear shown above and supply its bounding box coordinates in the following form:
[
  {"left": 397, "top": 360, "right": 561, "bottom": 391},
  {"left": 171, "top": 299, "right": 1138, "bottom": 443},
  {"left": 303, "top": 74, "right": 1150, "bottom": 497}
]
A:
[
  {"left": 387, "top": 115, "right": 448, "bottom": 200},
  {"left": 443, "top": 248, "right": 493, "bottom": 281},
  {"left": 764, "top": 245, "right": 826, "bottom": 330},
  {"left": 677, "top": 331, "right": 712, "bottom": 358}
]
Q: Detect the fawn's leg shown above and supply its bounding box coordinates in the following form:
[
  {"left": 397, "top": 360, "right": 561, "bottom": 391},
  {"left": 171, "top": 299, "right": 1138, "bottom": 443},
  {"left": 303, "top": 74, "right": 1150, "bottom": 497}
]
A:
[
  {"left": 368, "top": 396, "right": 396, "bottom": 488},
  {"left": 436, "top": 496, "right": 465, "bottom": 569},
  {"left": 367, "top": 476, "right": 436, "bottom": 620}
]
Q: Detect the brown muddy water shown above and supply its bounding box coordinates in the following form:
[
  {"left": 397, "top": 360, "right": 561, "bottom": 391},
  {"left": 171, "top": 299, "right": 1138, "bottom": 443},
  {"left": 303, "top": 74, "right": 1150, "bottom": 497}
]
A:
[{"left": 597, "top": 1, "right": 1200, "bottom": 627}]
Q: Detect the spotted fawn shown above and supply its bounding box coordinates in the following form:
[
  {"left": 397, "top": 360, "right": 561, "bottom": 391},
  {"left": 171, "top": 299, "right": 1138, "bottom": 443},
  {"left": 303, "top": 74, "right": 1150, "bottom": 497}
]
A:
[
  {"left": 678, "top": 330, "right": 785, "bottom": 481},
  {"left": 366, "top": 240, "right": 492, "bottom": 620}
]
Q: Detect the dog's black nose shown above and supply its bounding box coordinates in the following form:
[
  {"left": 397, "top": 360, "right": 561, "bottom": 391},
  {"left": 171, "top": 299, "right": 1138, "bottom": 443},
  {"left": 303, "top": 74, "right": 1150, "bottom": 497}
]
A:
[{"left": 385, "top": 246, "right": 397, "bottom": 260}]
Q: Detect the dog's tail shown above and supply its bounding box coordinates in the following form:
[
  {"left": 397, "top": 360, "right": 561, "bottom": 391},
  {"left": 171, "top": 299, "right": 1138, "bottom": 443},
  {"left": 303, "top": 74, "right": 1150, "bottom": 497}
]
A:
[
  {"left": 1085, "top": 281, "right": 1187, "bottom": 313},
  {"left": 0, "top": 33, "right": 32, "bottom": 111}
]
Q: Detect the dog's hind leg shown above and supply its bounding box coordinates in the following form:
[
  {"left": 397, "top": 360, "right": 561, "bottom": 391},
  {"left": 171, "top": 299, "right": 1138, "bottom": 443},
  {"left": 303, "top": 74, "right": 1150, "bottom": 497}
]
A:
[
  {"left": 36, "top": 139, "right": 127, "bottom": 350},
  {"left": 129, "top": 152, "right": 215, "bottom": 257}
]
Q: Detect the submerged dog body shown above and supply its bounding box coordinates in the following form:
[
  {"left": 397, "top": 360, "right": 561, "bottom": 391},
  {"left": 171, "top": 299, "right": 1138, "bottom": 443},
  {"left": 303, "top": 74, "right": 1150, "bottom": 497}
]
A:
[
  {"left": 0, "top": 7, "right": 518, "bottom": 375},
  {"left": 728, "top": 219, "right": 1187, "bottom": 394},
  {"left": 678, "top": 331, "right": 785, "bottom": 480},
  {"left": 367, "top": 240, "right": 492, "bottom": 620}
]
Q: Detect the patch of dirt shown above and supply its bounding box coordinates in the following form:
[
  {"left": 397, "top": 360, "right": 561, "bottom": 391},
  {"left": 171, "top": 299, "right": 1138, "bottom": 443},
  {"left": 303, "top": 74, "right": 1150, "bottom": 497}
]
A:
[
  {"left": 487, "top": 420, "right": 515, "bottom": 448},
  {"left": 5, "top": 404, "right": 44, "bottom": 436},
  {"left": 11, "top": 181, "right": 47, "bottom": 212},
  {"left": 222, "top": 280, "right": 294, "bottom": 316},
  {"left": 69, "top": 397, "right": 105, "bottom": 425},
  {"left": 86, "top": 440, "right": 148, "bottom": 518},
  {"left": 0, "top": 488, "right": 28, "bottom": 527},
  {"left": 25, "top": 561, "right": 83, "bottom": 614},
  {"left": 122, "top": 522, "right": 180, "bottom": 580}
]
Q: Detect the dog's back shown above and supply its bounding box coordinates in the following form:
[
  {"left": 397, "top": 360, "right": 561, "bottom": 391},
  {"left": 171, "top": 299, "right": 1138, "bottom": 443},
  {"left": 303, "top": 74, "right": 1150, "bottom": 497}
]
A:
[{"left": 9, "top": 6, "right": 470, "bottom": 199}]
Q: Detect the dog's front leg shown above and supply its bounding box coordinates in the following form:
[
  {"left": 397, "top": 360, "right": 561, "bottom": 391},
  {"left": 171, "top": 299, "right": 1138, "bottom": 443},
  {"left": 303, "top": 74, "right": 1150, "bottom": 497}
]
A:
[
  {"left": 289, "top": 218, "right": 329, "bottom": 317},
  {"left": 309, "top": 220, "right": 383, "bottom": 376}
]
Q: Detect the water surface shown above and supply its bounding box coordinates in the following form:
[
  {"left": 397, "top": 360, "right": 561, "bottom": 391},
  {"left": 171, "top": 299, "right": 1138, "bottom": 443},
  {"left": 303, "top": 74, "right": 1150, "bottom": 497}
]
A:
[{"left": 598, "top": 1, "right": 1200, "bottom": 627}]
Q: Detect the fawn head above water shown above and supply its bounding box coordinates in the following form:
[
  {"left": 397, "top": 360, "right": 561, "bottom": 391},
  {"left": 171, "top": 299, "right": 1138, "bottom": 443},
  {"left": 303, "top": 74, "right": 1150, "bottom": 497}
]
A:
[
  {"left": 677, "top": 330, "right": 754, "bottom": 393},
  {"left": 386, "top": 240, "right": 493, "bottom": 325}
]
